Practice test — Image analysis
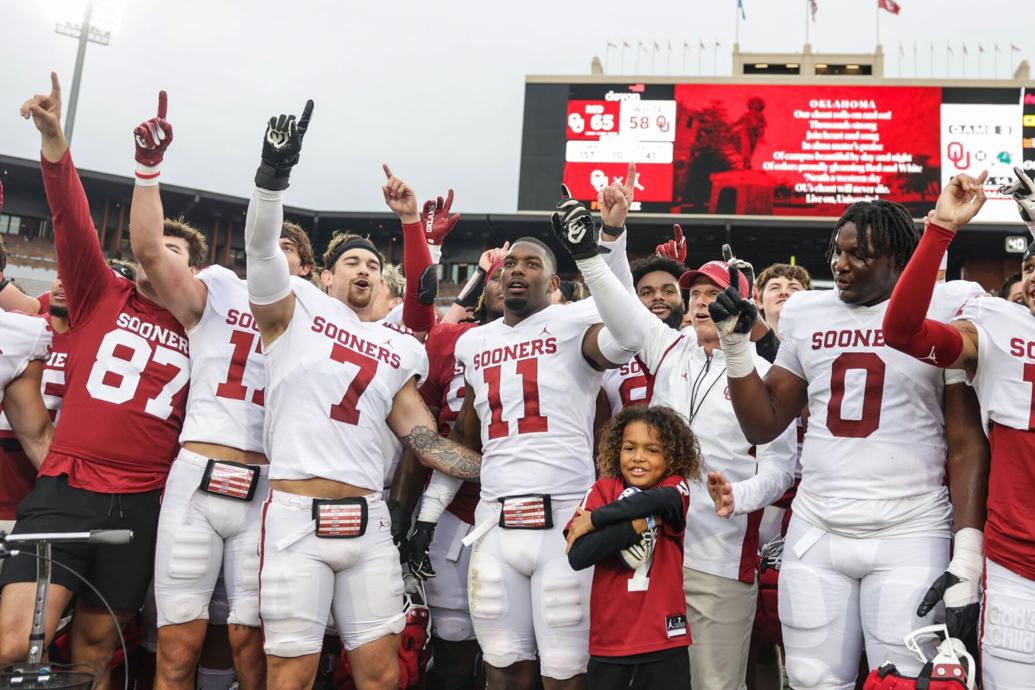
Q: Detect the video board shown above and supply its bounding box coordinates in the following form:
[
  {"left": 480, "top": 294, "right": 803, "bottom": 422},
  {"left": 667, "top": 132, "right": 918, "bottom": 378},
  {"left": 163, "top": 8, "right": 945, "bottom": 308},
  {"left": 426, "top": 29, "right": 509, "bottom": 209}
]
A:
[{"left": 519, "top": 81, "right": 1028, "bottom": 223}]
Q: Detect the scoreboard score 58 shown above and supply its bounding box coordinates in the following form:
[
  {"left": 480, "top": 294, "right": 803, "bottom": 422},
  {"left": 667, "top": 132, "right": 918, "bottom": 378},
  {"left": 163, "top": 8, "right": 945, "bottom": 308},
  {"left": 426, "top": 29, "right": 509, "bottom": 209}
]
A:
[{"left": 562, "top": 98, "right": 676, "bottom": 204}]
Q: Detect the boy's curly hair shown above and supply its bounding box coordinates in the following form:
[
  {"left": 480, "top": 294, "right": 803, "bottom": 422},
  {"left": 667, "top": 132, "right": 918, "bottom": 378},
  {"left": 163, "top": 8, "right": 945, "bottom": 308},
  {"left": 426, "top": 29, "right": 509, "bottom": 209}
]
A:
[{"left": 596, "top": 405, "right": 702, "bottom": 483}]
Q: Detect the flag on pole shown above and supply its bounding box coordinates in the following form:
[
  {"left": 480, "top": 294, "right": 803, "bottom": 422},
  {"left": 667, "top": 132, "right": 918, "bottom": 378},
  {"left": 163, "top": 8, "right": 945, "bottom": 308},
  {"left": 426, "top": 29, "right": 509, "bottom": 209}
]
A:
[
  {"left": 979, "top": 44, "right": 986, "bottom": 54},
  {"left": 683, "top": 41, "right": 691, "bottom": 49},
  {"left": 898, "top": 42, "right": 905, "bottom": 56},
  {"left": 995, "top": 43, "right": 1001, "bottom": 53},
  {"left": 623, "top": 41, "right": 632, "bottom": 48},
  {"left": 715, "top": 40, "right": 722, "bottom": 47},
  {"left": 737, "top": 0, "right": 747, "bottom": 20},
  {"left": 947, "top": 43, "right": 954, "bottom": 55},
  {"left": 878, "top": 0, "right": 901, "bottom": 15},
  {"left": 809, "top": 0, "right": 818, "bottom": 21},
  {"left": 699, "top": 40, "right": 707, "bottom": 49},
  {"left": 963, "top": 43, "right": 969, "bottom": 56},
  {"left": 607, "top": 41, "right": 618, "bottom": 48},
  {"left": 1012, "top": 44, "right": 1022, "bottom": 52},
  {"left": 653, "top": 40, "right": 661, "bottom": 52}
]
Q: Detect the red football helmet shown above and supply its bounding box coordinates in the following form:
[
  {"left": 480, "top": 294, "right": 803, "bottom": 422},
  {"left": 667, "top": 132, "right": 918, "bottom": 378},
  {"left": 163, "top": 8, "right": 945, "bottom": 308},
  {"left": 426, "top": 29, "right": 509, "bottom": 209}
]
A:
[{"left": 863, "top": 625, "right": 975, "bottom": 690}]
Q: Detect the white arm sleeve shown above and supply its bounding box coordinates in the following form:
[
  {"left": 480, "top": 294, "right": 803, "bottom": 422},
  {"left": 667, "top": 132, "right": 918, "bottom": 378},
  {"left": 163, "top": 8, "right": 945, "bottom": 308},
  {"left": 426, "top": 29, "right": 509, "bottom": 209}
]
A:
[
  {"left": 416, "top": 469, "right": 464, "bottom": 523},
  {"left": 731, "top": 412, "right": 797, "bottom": 515},
  {"left": 598, "top": 231, "right": 635, "bottom": 295},
  {"left": 245, "top": 187, "right": 291, "bottom": 306},
  {"left": 577, "top": 254, "right": 656, "bottom": 360}
]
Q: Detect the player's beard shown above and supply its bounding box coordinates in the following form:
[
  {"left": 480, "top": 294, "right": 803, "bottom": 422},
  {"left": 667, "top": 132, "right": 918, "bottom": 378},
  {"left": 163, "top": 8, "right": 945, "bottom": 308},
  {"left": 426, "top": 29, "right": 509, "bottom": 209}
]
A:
[
  {"left": 49, "top": 305, "right": 69, "bottom": 320},
  {"left": 504, "top": 295, "right": 530, "bottom": 315},
  {"left": 662, "top": 303, "right": 686, "bottom": 331}
]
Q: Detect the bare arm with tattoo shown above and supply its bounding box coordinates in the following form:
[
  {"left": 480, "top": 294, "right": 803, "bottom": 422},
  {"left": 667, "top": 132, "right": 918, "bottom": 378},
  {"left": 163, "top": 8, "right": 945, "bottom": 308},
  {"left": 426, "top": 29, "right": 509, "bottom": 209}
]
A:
[{"left": 388, "top": 378, "right": 482, "bottom": 480}]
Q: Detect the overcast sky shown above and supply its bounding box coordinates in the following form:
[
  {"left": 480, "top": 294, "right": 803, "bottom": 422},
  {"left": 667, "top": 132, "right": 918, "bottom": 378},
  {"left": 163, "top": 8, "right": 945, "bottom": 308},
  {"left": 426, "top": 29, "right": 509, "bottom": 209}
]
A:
[{"left": 1, "top": 0, "right": 1031, "bottom": 213}]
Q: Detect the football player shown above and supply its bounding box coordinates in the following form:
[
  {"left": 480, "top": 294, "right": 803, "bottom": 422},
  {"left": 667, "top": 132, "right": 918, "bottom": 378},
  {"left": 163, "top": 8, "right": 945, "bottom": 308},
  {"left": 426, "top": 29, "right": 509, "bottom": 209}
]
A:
[
  {"left": 707, "top": 190, "right": 990, "bottom": 688},
  {"left": 242, "top": 101, "right": 481, "bottom": 690},
  {"left": 128, "top": 90, "right": 311, "bottom": 690},
  {"left": 883, "top": 168, "right": 1035, "bottom": 689},
  {"left": 0, "top": 73, "right": 203, "bottom": 690}
]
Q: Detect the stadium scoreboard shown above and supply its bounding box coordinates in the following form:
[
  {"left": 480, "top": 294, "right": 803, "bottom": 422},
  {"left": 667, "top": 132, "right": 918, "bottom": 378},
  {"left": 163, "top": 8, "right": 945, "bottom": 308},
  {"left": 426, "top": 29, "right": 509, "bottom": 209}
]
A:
[{"left": 518, "top": 80, "right": 1035, "bottom": 224}]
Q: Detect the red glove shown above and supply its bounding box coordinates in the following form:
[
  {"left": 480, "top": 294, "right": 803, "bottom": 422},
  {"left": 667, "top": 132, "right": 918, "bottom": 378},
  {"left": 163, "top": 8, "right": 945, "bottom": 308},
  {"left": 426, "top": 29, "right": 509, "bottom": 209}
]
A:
[
  {"left": 420, "top": 189, "right": 460, "bottom": 247},
  {"left": 656, "top": 224, "right": 686, "bottom": 263},
  {"left": 0, "top": 179, "right": 4, "bottom": 214},
  {"left": 133, "top": 90, "right": 173, "bottom": 184}
]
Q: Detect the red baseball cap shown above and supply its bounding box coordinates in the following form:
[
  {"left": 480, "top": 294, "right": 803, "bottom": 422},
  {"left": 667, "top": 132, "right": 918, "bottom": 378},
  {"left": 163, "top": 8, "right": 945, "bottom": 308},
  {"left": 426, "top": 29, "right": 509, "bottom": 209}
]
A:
[{"left": 679, "top": 260, "right": 751, "bottom": 295}]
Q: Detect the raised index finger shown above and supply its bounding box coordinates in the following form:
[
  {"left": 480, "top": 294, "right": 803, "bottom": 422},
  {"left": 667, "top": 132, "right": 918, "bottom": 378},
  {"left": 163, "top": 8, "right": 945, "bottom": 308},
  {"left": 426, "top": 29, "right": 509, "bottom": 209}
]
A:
[
  {"left": 382, "top": 163, "right": 394, "bottom": 180},
  {"left": 298, "top": 99, "right": 314, "bottom": 131},
  {"left": 673, "top": 224, "right": 684, "bottom": 243},
  {"left": 157, "top": 90, "right": 168, "bottom": 119},
  {"left": 443, "top": 188, "right": 454, "bottom": 213},
  {"left": 49, "top": 71, "right": 61, "bottom": 97},
  {"left": 728, "top": 262, "right": 742, "bottom": 296}
]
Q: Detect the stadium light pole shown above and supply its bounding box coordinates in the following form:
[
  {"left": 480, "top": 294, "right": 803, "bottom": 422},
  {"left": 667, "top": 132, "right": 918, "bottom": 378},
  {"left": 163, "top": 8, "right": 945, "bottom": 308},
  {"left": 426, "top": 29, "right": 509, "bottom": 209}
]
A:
[{"left": 54, "top": 0, "right": 115, "bottom": 144}]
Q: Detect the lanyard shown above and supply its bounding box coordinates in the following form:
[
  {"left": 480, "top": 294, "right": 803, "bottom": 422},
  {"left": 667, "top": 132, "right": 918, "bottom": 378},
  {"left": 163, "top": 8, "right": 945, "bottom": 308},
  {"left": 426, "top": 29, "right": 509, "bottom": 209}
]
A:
[{"left": 689, "top": 355, "right": 727, "bottom": 425}]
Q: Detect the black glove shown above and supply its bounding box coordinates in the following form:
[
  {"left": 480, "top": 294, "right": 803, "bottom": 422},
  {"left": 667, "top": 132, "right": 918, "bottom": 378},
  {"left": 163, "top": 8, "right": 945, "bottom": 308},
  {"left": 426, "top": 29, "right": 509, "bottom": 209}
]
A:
[
  {"left": 917, "top": 571, "right": 980, "bottom": 647},
  {"left": 255, "top": 99, "right": 314, "bottom": 191},
  {"left": 387, "top": 499, "right": 412, "bottom": 564},
  {"left": 708, "top": 263, "right": 757, "bottom": 336},
  {"left": 550, "top": 185, "right": 599, "bottom": 260},
  {"left": 999, "top": 165, "right": 1035, "bottom": 225},
  {"left": 407, "top": 520, "right": 437, "bottom": 581}
]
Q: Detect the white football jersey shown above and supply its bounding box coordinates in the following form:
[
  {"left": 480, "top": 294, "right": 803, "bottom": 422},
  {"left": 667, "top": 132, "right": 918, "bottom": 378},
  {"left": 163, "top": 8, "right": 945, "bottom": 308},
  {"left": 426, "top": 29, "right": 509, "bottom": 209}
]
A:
[
  {"left": 0, "top": 310, "right": 52, "bottom": 403},
  {"left": 601, "top": 358, "right": 649, "bottom": 415},
  {"left": 958, "top": 296, "right": 1035, "bottom": 432},
  {"left": 179, "top": 266, "right": 265, "bottom": 452},
  {"left": 454, "top": 301, "right": 605, "bottom": 501},
  {"left": 774, "top": 281, "right": 984, "bottom": 535},
  {"left": 264, "top": 278, "right": 428, "bottom": 491}
]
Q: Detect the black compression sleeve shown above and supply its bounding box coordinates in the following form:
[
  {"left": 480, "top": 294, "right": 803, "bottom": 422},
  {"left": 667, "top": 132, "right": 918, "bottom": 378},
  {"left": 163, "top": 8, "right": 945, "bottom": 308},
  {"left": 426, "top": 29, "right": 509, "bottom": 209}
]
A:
[
  {"left": 567, "top": 522, "right": 641, "bottom": 571},
  {"left": 590, "top": 487, "right": 685, "bottom": 532},
  {"left": 754, "top": 328, "right": 781, "bottom": 363}
]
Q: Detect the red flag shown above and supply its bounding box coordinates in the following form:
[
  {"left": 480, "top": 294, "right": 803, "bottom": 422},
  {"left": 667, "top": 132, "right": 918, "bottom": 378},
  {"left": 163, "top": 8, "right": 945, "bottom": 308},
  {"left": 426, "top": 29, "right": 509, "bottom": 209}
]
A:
[
  {"left": 809, "top": 0, "right": 818, "bottom": 20},
  {"left": 878, "top": 0, "right": 901, "bottom": 14}
]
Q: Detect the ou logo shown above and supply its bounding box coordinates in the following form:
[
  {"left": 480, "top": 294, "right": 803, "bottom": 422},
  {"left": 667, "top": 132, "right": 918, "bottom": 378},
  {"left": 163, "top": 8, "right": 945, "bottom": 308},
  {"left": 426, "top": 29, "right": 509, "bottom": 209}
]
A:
[{"left": 947, "top": 142, "right": 971, "bottom": 171}]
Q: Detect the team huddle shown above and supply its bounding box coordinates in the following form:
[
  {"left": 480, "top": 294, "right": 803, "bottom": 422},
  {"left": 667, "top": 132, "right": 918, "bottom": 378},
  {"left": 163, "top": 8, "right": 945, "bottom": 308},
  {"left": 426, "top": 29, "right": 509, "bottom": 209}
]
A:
[{"left": 0, "top": 71, "right": 1033, "bottom": 690}]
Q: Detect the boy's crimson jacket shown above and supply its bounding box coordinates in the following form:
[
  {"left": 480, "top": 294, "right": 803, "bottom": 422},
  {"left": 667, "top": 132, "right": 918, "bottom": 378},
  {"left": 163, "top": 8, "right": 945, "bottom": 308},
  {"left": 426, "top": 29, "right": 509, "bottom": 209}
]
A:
[{"left": 567, "top": 474, "right": 691, "bottom": 657}]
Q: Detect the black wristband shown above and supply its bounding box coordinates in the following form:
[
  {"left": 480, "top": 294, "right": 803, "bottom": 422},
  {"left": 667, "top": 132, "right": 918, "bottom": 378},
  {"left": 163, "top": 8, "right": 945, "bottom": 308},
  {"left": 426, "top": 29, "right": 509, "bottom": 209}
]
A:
[
  {"left": 754, "top": 328, "right": 781, "bottom": 364},
  {"left": 0, "top": 278, "right": 10, "bottom": 293},
  {"left": 601, "top": 223, "right": 625, "bottom": 238},
  {"left": 453, "top": 267, "right": 487, "bottom": 309},
  {"left": 255, "top": 163, "right": 292, "bottom": 191}
]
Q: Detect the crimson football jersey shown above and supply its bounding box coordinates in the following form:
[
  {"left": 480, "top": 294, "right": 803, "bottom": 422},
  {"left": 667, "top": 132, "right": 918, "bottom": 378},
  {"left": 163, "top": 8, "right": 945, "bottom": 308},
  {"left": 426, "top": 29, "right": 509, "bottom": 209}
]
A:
[
  {"left": 0, "top": 320, "right": 68, "bottom": 520},
  {"left": 957, "top": 296, "right": 1035, "bottom": 579},
  {"left": 39, "top": 152, "right": 190, "bottom": 493},
  {"left": 571, "top": 474, "right": 692, "bottom": 657},
  {"left": 419, "top": 321, "right": 480, "bottom": 524}
]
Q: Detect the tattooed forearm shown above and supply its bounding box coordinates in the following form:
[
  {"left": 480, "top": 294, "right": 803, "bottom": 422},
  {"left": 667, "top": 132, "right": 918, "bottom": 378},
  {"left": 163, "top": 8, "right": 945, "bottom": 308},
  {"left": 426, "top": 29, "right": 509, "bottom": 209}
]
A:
[{"left": 399, "top": 424, "right": 482, "bottom": 480}]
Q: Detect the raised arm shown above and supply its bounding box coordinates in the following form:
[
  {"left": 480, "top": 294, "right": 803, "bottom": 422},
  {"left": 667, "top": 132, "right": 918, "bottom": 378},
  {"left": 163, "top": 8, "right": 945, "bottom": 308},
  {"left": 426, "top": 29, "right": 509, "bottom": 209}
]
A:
[
  {"left": 708, "top": 263, "right": 807, "bottom": 444},
  {"left": 383, "top": 165, "right": 436, "bottom": 336},
  {"left": 22, "top": 72, "right": 114, "bottom": 324},
  {"left": 129, "top": 90, "right": 207, "bottom": 329},
  {"left": 596, "top": 162, "right": 639, "bottom": 294},
  {"left": 4, "top": 361, "right": 54, "bottom": 469},
  {"left": 883, "top": 173, "right": 988, "bottom": 374},
  {"left": 441, "top": 244, "right": 509, "bottom": 324},
  {"left": 549, "top": 186, "right": 650, "bottom": 370},
  {"left": 389, "top": 379, "right": 482, "bottom": 480},
  {"left": 246, "top": 100, "right": 313, "bottom": 345}
]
